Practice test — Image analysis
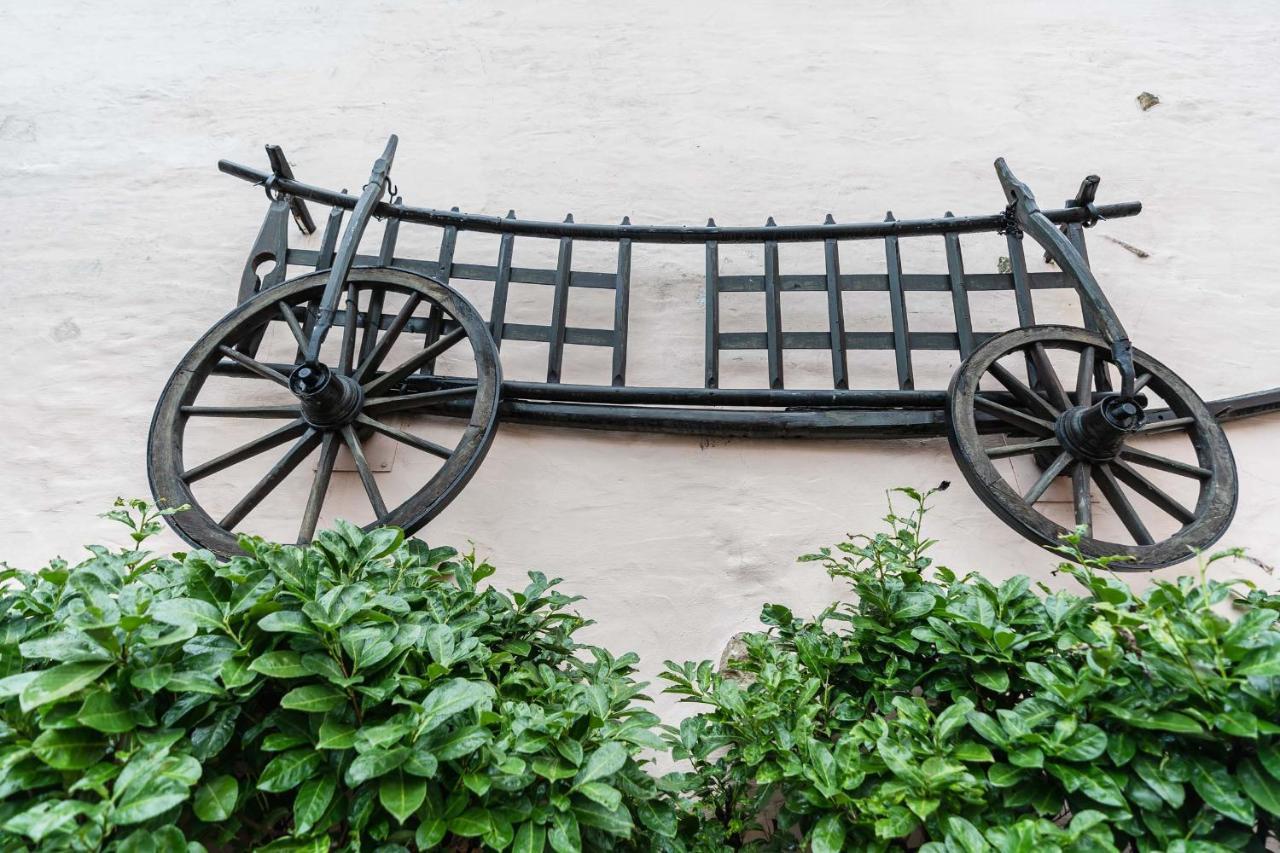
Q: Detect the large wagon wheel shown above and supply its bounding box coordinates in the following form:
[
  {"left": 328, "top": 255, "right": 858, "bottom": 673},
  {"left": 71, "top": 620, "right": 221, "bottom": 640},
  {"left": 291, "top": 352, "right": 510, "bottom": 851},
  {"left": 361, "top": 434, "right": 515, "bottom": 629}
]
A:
[
  {"left": 946, "top": 325, "right": 1236, "bottom": 569},
  {"left": 149, "top": 266, "right": 500, "bottom": 556}
]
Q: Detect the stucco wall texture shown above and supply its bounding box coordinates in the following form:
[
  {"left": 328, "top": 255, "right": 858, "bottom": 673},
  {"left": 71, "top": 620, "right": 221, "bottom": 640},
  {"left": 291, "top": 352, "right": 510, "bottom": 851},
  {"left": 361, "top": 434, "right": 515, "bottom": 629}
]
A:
[{"left": 2, "top": 1, "right": 1278, "bottom": 719}]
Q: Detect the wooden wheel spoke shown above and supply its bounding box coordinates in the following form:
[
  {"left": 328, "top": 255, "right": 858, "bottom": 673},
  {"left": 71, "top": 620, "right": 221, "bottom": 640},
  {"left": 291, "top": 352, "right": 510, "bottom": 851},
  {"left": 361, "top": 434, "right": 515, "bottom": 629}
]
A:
[
  {"left": 1138, "top": 416, "right": 1196, "bottom": 435},
  {"left": 219, "top": 429, "right": 320, "bottom": 531},
  {"left": 359, "top": 289, "right": 386, "bottom": 367},
  {"left": 1091, "top": 464, "right": 1155, "bottom": 546},
  {"left": 181, "top": 404, "right": 301, "bottom": 419},
  {"left": 278, "top": 302, "right": 308, "bottom": 350},
  {"left": 1119, "top": 446, "right": 1212, "bottom": 480},
  {"left": 339, "top": 284, "right": 359, "bottom": 375},
  {"left": 1133, "top": 372, "right": 1153, "bottom": 393},
  {"left": 355, "top": 414, "right": 453, "bottom": 460},
  {"left": 218, "top": 345, "right": 291, "bottom": 387},
  {"left": 183, "top": 419, "right": 307, "bottom": 483},
  {"left": 1072, "top": 462, "right": 1092, "bottom": 535},
  {"left": 1076, "top": 347, "right": 1096, "bottom": 409},
  {"left": 342, "top": 425, "right": 388, "bottom": 519},
  {"left": 1111, "top": 460, "right": 1197, "bottom": 525},
  {"left": 1028, "top": 342, "right": 1072, "bottom": 411},
  {"left": 1024, "top": 451, "right": 1073, "bottom": 505},
  {"left": 987, "top": 362, "right": 1060, "bottom": 420},
  {"left": 363, "top": 326, "right": 467, "bottom": 396},
  {"left": 974, "top": 395, "right": 1056, "bottom": 436},
  {"left": 352, "top": 293, "right": 423, "bottom": 383},
  {"left": 363, "top": 386, "right": 478, "bottom": 416},
  {"left": 987, "top": 437, "right": 1060, "bottom": 460},
  {"left": 298, "top": 433, "right": 341, "bottom": 544}
]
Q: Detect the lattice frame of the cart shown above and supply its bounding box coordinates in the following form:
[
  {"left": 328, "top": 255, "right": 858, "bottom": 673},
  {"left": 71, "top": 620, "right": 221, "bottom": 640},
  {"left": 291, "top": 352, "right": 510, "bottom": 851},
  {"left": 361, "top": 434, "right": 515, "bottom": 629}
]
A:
[{"left": 147, "top": 136, "right": 1263, "bottom": 569}]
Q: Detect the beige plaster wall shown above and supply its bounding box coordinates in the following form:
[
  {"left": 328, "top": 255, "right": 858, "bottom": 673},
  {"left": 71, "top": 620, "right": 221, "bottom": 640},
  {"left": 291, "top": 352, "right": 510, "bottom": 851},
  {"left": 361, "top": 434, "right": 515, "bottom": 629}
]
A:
[{"left": 2, "top": 0, "right": 1278, "bottom": 721}]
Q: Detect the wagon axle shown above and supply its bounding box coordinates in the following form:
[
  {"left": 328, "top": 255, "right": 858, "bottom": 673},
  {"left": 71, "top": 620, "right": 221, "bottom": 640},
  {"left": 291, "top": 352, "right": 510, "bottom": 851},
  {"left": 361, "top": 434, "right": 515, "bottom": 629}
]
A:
[
  {"left": 1054, "top": 394, "right": 1145, "bottom": 464},
  {"left": 288, "top": 362, "right": 364, "bottom": 430}
]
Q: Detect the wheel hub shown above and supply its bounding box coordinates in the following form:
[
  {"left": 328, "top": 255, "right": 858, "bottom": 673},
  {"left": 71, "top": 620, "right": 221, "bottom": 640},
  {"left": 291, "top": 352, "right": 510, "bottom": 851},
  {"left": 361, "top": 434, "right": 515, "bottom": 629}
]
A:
[
  {"left": 289, "top": 362, "right": 364, "bottom": 429},
  {"left": 1054, "top": 395, "right": 1144, "bottom": 463}
]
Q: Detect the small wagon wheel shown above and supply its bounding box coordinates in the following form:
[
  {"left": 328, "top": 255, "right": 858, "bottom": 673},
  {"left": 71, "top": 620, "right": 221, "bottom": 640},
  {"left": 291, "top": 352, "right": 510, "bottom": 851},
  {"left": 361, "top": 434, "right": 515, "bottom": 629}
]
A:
[
  {"left": 149, "top": 266, "right": 500, "bottom": 556},
  {"left": 946, "top": 325, "right": 1236, "bottom": 570}
]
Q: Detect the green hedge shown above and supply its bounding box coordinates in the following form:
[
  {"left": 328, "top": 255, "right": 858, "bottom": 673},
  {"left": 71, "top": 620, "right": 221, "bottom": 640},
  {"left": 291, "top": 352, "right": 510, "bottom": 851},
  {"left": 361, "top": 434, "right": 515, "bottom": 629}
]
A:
[{"left": 1, "top": 494, "right": 1278, "bottom": 851}]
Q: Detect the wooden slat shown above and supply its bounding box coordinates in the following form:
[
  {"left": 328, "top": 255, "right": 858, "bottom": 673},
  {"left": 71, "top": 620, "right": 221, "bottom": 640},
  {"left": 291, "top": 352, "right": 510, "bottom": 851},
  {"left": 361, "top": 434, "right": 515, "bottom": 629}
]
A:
[
  {"left": 611, "top": 217, "right": 633, "bottom": 386},
  {"left": 718, "top": 330, "right": 999, "bottom": 351},
  {"left": 503, "top": 323, "right": 613, "bottom": 347},
  {"left": 943, "top": 213, "right": 975, "bottom": 358},
  {"left": 421, "top": 210, "right": 458, "bottom": 375},
  {"left": 314, "top": 203, "right": 345, "bottom": 270},
  {"left": 713, "top": 270, "right": 1073, "bottom": 293},
  {"left": 763, "top": 218, "right": 784, "bottom": 389},
  {"left": 1062, "top": 221, "right": 1111, "bottom": 391},
  {"left": 823, "top": 214, "right": 849, "bottom": 389},
  {"left": 705, "top": 220, "right": 720, "bottom": 389},
  {"left": 360, "top": 197, "right": 401, "bottom": 364},
  {"left": 546, "top": 214, "right": 574, "bottom": 383},
  {"left": 238, "top": 198, "right": 290, "bottom": 304},
  {"left": 490, "top": 210, "right": 516, "bottom": 352},
  {"left": 265, "top": 144, "right": 317, "bottom": 234},
  {"left": 883, "top": 212, "right": 914, "bottom": 390},
  {"left": 1005, "top": 230, "right": 1036, "bottom": 327}
]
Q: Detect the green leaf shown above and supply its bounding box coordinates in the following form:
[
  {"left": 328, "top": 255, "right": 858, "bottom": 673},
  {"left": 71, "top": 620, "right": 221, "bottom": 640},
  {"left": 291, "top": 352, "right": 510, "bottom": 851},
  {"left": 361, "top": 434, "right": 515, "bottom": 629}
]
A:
[
  {"left": 249, "top": 651, "right": 310, "bottom": 679},
  {"left": 31, "top": 727, "right": 107, "bottom": 770},
  {"left": 20, "top": 661, "right": 112, "bottom": 712},
  {"left": 988, "top": 763, "right": 1025, "bottom": 788},
  {"left": 973, "top": 666, "right": 1009, "bottom": 693},
  {"left": 1261, "top": 743, "right": 1280, "bottom": 782},
  {"left": 280, "top": 684, "right": 347, "bottom": 713},
  {"left": 294, "top": 773, "right": 336, "bottom": 834},
  {"left": 257, "top": 748, "right": 323, "bottom": 793},
  {"left": 574, "top": 797, "right": 633, "bottom": 837},
  {"left": 966, "top": 711, "right": 1007, "bottom": 746},
  {"left": 575, "top": 781, "right": 622, "bottom": 811},
  {"left": 379, "top": 769, "right": 426, "bottom": 824},
  {"left": 1057, "top": 724, "right": 1107, "bottom": 761},
  {"left": 575, "top": 741, "right": 627, "bottom": 787},
  {"left": 513, "top": 820, "right": 547, "bottom": 853},
  {"left": 549, "top": 809, "right": 581, "bottom": 853},
  {"left": 3, "top": 800, "right": 93, "bottom": 843},
  {"left": 129, "top": 663, "right": 173, "bottom": 694},
  {"left": 317, "top": 718, "right": 356, "bottom": 750},
  {"left": 1239, "top": 758, "right": 1280, "bottom": 817},
  {"left": 1191, "top": 760, "right": 1254, "bottom": 826},
  {"left": 0, "top": 671, "right": 39, "bottom": 700},
  {"left": 151, "top": 597, "right": 224, "bottom": 630},
  {"left": 1134, "top": 757, "right": 1185, "bottom": 807},
  {"left": 424, "top": 624, "right": 456, "bottom": 666},
  {"left": 945, "top": 816, "right": 989, "bottom": 852},
  {"left": 811, "top": 814, "right": 846, "bottom": 853},
  {"left": 1127, "top": 709, "right": 1204, "bottom": 734},
  {"left": 194, "top": 775, "right": 238, "bottom": 822},
  {"left": 417, "top": 678, "right": 493, "bottom": 735},
  {"left": 345, "top": 747, "right": 409, "bottom": 785},
  {"left": 258, "top": 610, "right": 315, "bottom": 635},
  {"left": 1239, "top": 642, "right": 1280, "bottom": 676},
  {"left": 637, "top": 799, "right": 677, "bottom": 839},
  {"left": 113, "top": 779, "right": 190, "bottom": 825},
  {"left": 433, "top": 725, "right": 490, "bottom": 760},
  {"left": 77, "top": 691, "right": 135, "bottom": 733},
  {"left": 451, "top": 808, "right": 492, "bottom": 838}
]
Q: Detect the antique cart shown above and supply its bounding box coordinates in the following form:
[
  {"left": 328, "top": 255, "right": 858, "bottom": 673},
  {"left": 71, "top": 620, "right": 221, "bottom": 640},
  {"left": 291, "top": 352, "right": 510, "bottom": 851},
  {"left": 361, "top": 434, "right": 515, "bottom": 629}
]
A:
[{"left": 148, "top": 136, "right": 1280, "bottom": 568}]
